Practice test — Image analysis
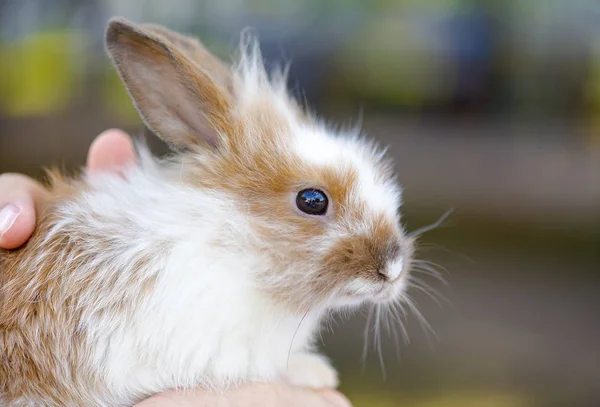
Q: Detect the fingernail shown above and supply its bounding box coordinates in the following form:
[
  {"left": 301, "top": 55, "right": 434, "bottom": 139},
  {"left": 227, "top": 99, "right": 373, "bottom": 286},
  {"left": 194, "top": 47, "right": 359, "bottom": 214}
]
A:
[
  {"left": 321, "top": 390, "right": 352, "bottom": 407},
  {"left": 0, "top": 204, "right": 21, "bottom": 237}
]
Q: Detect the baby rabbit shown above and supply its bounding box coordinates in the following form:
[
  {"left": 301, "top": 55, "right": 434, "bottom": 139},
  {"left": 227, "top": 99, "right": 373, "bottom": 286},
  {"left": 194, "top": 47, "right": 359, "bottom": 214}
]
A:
[{"left": 0, "top": 17, "right": 414, "bottom": 406}]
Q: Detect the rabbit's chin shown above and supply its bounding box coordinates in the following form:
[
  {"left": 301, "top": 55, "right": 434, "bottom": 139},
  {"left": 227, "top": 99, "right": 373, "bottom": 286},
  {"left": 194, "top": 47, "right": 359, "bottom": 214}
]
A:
[{"left": 330, "top": 279, "right": 408, "bottom": 308}]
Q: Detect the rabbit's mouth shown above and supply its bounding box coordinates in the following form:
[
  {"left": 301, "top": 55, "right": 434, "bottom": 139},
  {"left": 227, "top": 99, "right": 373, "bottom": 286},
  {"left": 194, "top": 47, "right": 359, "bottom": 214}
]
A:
[
  {"left": 335, "top": 276, "right": 407, "bottom": 306},
  {"left": 371, "top": 281, "right": 408, "bottom": 303}
]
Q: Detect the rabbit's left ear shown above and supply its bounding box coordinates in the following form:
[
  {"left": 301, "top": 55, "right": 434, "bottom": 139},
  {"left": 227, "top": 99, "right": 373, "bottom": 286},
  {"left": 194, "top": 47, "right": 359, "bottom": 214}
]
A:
[
  {"left": 139, "top": 23, "right": 233, "bottom": 93},
  {"left": 105, "top": 18, "right": 233, "bottom": 151}
]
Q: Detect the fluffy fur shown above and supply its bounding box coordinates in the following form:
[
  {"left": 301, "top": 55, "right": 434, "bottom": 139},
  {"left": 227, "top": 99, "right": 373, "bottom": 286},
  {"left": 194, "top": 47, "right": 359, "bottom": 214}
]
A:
[{"left": 0, "top": 18, "right": 414, "bottom": 406}]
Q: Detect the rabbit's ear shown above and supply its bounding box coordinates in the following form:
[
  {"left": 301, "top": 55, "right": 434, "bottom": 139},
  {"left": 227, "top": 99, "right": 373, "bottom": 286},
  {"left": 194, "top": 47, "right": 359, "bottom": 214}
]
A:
[
  {"left": 139, "top": 23, "right": 233, "bottom": 92},
  {"left": 105, "top": 18, "right": 232, "bottom": 150}
]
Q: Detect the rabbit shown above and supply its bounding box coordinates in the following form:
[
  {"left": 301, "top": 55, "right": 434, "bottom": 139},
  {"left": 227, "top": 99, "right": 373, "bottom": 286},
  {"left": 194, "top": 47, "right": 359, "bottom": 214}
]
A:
[{"left": 0, "top": 17, "right": 415, "bottom": 407}]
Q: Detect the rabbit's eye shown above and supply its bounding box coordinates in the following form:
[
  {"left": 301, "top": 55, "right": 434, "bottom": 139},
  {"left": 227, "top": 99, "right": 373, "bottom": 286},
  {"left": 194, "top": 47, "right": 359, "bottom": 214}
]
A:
[{"left": 296, "top": 188, "right": 328, "bottom": 216}]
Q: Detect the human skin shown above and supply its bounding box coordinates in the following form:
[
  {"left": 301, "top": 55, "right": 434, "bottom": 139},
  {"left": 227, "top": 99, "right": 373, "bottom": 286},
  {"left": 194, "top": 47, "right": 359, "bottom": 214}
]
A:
[{"left": 0, "top": 129, "right": 352, "bottom": 407}]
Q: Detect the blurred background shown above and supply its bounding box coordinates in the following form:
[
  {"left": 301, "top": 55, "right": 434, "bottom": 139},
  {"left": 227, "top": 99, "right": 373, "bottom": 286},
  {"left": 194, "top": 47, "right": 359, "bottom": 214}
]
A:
[{"left": 1, "top": 1, "right": 599, "bottom": 406}]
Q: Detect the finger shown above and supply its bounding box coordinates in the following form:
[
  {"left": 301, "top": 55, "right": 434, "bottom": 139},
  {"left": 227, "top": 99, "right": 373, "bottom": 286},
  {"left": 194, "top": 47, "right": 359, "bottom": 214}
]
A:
[
  {"left": 231, "top": 383, "right": 352, "bottom": 407},
  {"left": 0, "top": 129, "right": 135, "bottom": 250},
  {"left": 278, "top": 386, "right": 352, "bottom": 407},
  {"left": 318, "top": 389, "right": 353, "bottom": 407},
  {"left": 0, "top": 173, "right": 50, "bottom": 249},
  {"left": 133, "top": 383, "right": 352, "bottom": 407},
  {"left": 86, "top": 129, "right": 137, "bottom": 174}
]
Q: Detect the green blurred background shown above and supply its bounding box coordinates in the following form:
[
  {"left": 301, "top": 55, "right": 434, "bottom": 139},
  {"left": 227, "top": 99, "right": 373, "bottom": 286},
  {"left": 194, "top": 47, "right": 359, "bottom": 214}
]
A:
[{"left": 1, "top": 1, "right": 599, "bottom": 406}]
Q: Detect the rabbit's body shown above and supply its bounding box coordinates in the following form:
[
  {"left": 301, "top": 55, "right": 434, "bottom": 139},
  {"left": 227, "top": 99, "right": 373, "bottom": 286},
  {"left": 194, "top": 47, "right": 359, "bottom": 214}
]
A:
[
  {"left": 1, "top": 18, "right": 415, "bottom": 406},
  {"left": 1, "top": 154, "right": 326, "bottom": 406}
]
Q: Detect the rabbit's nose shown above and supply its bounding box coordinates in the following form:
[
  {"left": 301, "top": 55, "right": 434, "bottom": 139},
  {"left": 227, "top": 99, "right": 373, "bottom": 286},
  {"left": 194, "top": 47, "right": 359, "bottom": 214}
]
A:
[
  {"left": 380, "top": 256, "right": 404, "bottom": 281},
  {"left": 377, "top": 242, "right": 404, "bottom": 281}
]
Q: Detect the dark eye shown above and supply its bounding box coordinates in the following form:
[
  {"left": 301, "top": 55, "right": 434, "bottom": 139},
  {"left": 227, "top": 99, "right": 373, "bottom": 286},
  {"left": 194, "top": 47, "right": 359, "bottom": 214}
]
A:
[{"left": 296, "top": 188, "right": 329, "bottom": 216}]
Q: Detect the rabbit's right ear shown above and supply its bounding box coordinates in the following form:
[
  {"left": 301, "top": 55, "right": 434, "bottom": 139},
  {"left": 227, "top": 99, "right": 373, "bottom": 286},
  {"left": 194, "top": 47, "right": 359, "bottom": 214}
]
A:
[{"left": 105, "top": 18, "right": 233, "bottom": 150}]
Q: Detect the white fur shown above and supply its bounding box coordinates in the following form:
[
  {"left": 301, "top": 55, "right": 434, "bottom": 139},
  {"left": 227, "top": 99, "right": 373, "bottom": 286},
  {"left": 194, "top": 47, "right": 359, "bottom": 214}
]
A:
[
  {"left": 9, "top": 32, "right": 410, "bottom": 406},
  {"left": 233, "top": 32, "right": 402, "bottom": 228},
  {"left": 37, "top": 161, "right": 331, "bottom": 405},
  {"left": 292, "top": 125, "right": 401, "bottom": 220},
  {"left": 386, "top": 256, "right": 404, "bottom": 281}
]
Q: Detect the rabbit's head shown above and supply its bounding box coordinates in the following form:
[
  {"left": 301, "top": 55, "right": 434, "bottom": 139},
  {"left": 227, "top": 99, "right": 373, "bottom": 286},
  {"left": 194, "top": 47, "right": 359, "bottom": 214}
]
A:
[{"left": 106, "top": 18, "right": 414, "bottom": 312}]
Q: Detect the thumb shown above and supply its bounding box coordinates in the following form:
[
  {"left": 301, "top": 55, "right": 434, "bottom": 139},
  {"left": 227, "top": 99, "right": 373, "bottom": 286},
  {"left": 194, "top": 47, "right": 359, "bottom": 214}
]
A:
[
  {"left": 86, "top": 129, "right": 137, "bottom": 174},
  {"left": 0, "top": 174, "right": 49, "bottom": 249}
]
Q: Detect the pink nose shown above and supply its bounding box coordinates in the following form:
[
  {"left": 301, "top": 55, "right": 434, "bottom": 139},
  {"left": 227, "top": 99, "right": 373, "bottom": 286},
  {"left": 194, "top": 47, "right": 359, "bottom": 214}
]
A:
[{"left": 380, "top": 256, "right": 404, "bottom": 281}]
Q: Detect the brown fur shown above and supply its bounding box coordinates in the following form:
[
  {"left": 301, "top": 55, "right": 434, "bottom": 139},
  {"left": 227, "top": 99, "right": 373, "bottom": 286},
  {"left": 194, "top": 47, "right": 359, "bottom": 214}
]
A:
[
  {"left": 106, "top": 19, "right": 233, "bottom": 150},
  {"left": 107, "top": 18, "right": 409, "bottom": 314},
  {"left": 0, "top": 172, "right": 90, "bottom": 405},
  {"left": 0, "top": 171, "right": 156, "bottom": 405},
  {"left": 178, "top": 100, "right": 406, "bottom": 309},
  {"left": 140, "top": 23, "right": 234, "bottom": 93},
  {"left": 0, "top": 18, "right": 413, "bottom": 404},
  {"left": 323, "top": 216, "right": 402, "bottom": 281}
]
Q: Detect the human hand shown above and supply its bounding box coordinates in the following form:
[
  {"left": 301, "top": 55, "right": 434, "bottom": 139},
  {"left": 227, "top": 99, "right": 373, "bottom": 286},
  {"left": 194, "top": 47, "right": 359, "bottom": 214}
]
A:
[
  {"left": 135, "top": 382, "right": 352, "bottom": 407},
  {"left": 0, "top": 128, "right": 352, "bottom": 407},
  {"left": 0, "top": 129, "right": 135, "bottom": 249}
]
